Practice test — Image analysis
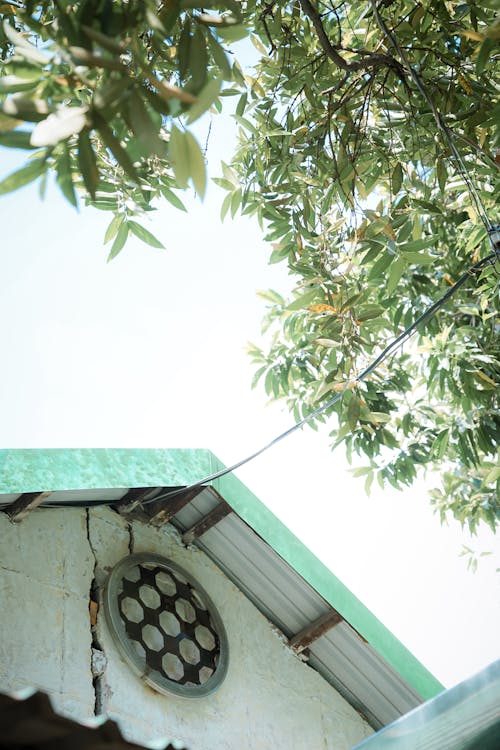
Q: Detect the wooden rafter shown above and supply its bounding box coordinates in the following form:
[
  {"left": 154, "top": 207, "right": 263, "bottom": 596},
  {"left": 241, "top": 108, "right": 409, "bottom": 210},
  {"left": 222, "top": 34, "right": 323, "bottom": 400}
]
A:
[
  {"left": 148, "top": 487, "right": 205, "bottom": 526},
  {"left": 289, "top": 609, "right": 343, "bottom": 652},
  {"left": 114, "top": 486, "right": 160, "bottom": 515},
  {"left": 6, "top": 491, "right": 53, "bottom": 522},
  {"left": 182, "top": 500, "right": 232, "bottom": 545}
]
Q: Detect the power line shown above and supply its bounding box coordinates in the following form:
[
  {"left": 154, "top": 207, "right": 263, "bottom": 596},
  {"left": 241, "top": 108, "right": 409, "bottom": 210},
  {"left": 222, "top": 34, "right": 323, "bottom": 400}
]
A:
[
  {"left": 2, "top": 247, "right": 490, "bottom": 513},
  {"left": 2, "top": 6, "right": 498, "bottom": 514},
  {"left": 146, "top": 250, "right": 496, "bottom": 505}
]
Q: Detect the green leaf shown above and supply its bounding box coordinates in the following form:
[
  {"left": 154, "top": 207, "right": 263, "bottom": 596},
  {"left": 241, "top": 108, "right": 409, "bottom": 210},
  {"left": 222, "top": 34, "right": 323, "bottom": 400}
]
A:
[
  {"left": 104, "top": 214, "right": 124, "bottom": 244},
  {"left": 476, "top": 37, "right": 495, "bottom": 75},
  {"left": 484, "top": 466, "right": 500, "bottom": 485},
  {"left": 404, "top": 252, "right": 436, "bottom": 265},
  {"left": 230, "top": 186, "right": 242, "bottom": 217},
  {"left": 161, "top": 187, "right": 187, "bottom": 212},
  {"left": 128, "top": 221, "right": 165, "bottom": 248},
  {"left": 186, "top": 75, "right": 222, "bottom": 124},
  {"left": 365, "top": 470, "right": 374, "bottom": 495},
  {"left": 437, "top": 159, "right": 447, "bottom": 192},
  {"left": 55, "top": 145, "right": 77, "bottom": 207},
  {"left": 185, "top": 130, "right": 207, "bottom": 197},
  {"left": 78, "top": 131, "right": 98, "bottom": 200},
  {"left": 0, "top": 74, "right": 40, "bottom": 94},
  {"left": 2, "top": 21, "right": 49, "bottom": 65},
  {"left": 287, "top": 286, "right": 320, "bottom": 311},
  {"left": 0, "top": 112, "right": 21, "bottom": 132},
  {"left": 169, "top": 125, "right": 190, "bottom": 188},
  {"left": 171, "top": 128, "right": 207, "bottom": 199},
  {"left": 2, "top": 96, "right": 51, "bottom": 122},
  {"left": 206, "top": 30, "right": 232, "bottom": 80},
  {"left": 236, "top": 92, "right": 247, "bottom": 117},
  {"left": 386, "top": 256, "right": 406, "bottom": 296},
  {"left": 0, "top": 157, "right": 47, "bottom": 195},
  {"left": 107, "top": 221, "right": 129, "bottom": 261},
  {"left": 392, "top": 163, "right": 403, "bottom": 193},
  {"left": 220, "top": 191, "right": 232, "bottom": 221},
  {"left": 189, "top": 26, "right": 208, "bottom": 90},
  {"left": 368, "top": 252, "right": 393, "bottom": 280},
  {"left": 400, "top": 238, "right": 435, "bottom": 252},
  {"left": 348, "top": 396, "right": 360, "bottom": 431},
  {"left": 0, "top": 130, "right": 36, "bottom": 149},
  {"left": 357, "top": 304, "right": 385, "bottom": 322},
  {"left": 217, "top": 24, "right": 248, "bottom": 42}
]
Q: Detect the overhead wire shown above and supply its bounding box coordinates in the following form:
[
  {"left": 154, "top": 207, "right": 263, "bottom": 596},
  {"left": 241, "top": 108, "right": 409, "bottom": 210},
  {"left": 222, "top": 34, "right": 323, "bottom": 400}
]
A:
[
  {"left": 145, "top": 251, "right": 496, "bottom": 505},
  {"left": 145, "top": 7, "right": 500, "bottom": 507},
  {"left": 2, "top": 250, "right": 492, "bottom": 513},
  {"left": 2, "top": 4, "right": 498, "bottom": 515}
]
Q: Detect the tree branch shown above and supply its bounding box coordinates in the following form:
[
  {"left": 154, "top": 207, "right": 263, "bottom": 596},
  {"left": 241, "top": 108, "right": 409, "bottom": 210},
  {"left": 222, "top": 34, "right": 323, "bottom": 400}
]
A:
[{"left": 299, "top": 0, "right": 401, "bottom": 74}]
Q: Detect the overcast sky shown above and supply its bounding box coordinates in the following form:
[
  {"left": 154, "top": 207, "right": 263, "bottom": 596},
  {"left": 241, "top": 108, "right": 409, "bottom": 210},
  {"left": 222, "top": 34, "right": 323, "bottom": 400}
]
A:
[{"left": 0, "top": 104, "right": 498, "bottom": 689}]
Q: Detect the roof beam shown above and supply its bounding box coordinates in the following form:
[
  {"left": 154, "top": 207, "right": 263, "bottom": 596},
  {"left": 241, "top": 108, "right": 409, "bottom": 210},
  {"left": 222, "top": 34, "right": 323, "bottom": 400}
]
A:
[
  {"left": 289, "top": 609, "right": 343, "bottom": 652},
  {"left": 182, "top": 500, "right": 232, "bottom": 545},
  {"left": 148, "top": 487, "right": 206, "bottom": 526},
  {"left": 6, "top": 491, "right": 53, "bottom": 522},
  {"left": 113, "top": 486, "right": 160, "bottom": 515}
]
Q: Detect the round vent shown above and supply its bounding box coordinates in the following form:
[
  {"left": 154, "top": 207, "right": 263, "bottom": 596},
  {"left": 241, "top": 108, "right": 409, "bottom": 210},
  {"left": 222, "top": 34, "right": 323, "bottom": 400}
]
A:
[{"left": 103, "top": 553, "right": 228, "bottom": 697}]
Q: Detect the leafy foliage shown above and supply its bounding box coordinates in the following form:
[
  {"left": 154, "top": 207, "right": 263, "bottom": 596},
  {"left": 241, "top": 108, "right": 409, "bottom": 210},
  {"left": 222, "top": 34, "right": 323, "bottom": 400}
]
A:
[
  {"left": 0, "top": 0, "right": 247, "bottom": 257},
  {"left": 0, "top": 0, "right": 499, "bottom": 532},
  {"left": 230, "top": 1, "right": 500, "bottom": 533}
]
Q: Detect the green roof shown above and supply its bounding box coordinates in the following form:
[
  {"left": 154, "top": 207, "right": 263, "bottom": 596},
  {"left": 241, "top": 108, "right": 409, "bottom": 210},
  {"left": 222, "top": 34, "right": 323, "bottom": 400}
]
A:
[{"left": 0, "top": 448, "right": 444, "bottom": 702}]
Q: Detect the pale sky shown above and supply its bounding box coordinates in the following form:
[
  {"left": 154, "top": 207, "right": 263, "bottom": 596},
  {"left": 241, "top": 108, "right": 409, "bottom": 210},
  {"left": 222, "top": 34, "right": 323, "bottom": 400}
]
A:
[{"left": 0, "top": 103, "right": 498, "bottom": 690}]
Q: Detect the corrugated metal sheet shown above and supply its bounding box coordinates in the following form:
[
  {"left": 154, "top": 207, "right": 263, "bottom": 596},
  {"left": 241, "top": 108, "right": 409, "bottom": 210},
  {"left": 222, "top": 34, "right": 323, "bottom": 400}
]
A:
[
  {"left": 1, "top": 485, "right": 427, "bottom": 730},
  {"left": 352, "top": 660, "right": 500, "bottom": 750},
  {"left": 172, "top": 488, "right": 425, "bottom": 728}
]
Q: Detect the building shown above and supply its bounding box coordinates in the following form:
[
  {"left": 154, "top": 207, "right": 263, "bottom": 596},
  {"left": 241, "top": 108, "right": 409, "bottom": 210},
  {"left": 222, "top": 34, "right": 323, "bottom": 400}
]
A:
[{"left": 0, "top": 448, "right": 444, "bottom": 749}]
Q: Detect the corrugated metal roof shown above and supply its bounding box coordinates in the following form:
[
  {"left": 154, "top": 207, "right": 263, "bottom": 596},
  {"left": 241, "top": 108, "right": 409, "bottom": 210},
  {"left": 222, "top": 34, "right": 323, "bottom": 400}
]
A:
[
  {"left": 0, "top": 448, "right": 444, "bottom": 731},
  {"left": 352, "top": 660, "right": 500, "bottom": 750},
  {"left": 171, "top": 488, "right": 424, "bottom": 728}
]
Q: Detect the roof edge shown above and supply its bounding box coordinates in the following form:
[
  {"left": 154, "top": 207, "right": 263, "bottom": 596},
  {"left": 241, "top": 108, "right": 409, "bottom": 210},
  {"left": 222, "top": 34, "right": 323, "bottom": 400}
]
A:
[
  {"left": 0, "top": 448, "right": 444, "bottom": 700},
  {"left": 209, "top": 451, "right": 444, "bottom": 701},
  {"left": 0, "top": 448, "right": 214, "bottom": 493}
]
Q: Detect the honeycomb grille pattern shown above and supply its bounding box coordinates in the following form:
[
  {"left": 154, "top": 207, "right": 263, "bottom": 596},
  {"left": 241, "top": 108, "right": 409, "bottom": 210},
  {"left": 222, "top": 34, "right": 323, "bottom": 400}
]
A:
[{"left": 117, "top": 563, "right": 220, "bottom": 687}]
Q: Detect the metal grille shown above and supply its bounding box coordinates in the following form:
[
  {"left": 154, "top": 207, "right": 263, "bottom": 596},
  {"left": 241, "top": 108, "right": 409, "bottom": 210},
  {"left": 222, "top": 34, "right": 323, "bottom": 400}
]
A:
[{"left": 104, "top": 554, "right": 228, "bottom": 697}]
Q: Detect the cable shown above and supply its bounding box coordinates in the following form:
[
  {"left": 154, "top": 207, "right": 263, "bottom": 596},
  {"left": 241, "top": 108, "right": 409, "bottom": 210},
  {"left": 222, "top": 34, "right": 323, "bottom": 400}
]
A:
[
  {"left": 3, "top": 9, "right": 498, "bottom": 514},
  {"left": 0, "top": 251, "right": 494, "bottom": 514},
  {"left": 143, "top": 250, "right": 497, "bottom": 506}
]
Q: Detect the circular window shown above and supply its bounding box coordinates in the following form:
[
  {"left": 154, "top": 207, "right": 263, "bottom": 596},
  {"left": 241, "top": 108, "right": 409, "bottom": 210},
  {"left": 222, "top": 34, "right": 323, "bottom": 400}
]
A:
[{"left": 103, "top": 553, "right": 228, "bottom": 697}]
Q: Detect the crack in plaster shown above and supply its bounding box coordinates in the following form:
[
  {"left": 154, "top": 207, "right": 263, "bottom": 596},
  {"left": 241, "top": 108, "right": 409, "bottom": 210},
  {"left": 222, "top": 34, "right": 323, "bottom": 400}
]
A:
[
  {"left": 86, "top": 509, "right": 106, "bottom": 717},
  {"left": 0, "top": 564, "right": 23, "bottom": 575},
  {"left": 127, "top": 522, "right": 135, "bottom": 555},
  {"left": 60, "top": 519, "right": 67, "bottom": 695}
]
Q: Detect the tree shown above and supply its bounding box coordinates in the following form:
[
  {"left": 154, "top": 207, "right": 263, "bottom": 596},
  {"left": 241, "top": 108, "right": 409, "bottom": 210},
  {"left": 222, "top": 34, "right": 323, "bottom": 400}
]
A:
[{"left": 0, "top": 1, "right": 499, "bottom": 533}]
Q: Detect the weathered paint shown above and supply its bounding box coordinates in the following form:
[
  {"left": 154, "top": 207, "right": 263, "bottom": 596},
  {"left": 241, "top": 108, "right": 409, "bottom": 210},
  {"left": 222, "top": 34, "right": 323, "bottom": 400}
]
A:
[
  {"left": 0, "top": 448, "right": 443, "bottom": 701},
  {"left": 0, "top": 509, "right": 95, "bottom": 719},
  {"left": 0, "top": 506, "right": 373, "bottom": 749}
]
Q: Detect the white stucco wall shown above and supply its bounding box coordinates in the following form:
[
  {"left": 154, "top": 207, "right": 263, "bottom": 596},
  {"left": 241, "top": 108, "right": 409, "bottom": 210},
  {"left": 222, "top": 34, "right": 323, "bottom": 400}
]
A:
[{"left": 0, "top": 507, "right": 373, "bottom": 749}]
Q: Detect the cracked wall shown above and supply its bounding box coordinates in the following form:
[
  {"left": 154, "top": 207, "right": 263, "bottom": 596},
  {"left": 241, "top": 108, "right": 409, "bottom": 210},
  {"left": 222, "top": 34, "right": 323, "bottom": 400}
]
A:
[
  {"left": 0, "top": 508, "right": 95, "bottom": 720},
  {"left": 0, "top": 507, "right": 373, "bottom": 750}
]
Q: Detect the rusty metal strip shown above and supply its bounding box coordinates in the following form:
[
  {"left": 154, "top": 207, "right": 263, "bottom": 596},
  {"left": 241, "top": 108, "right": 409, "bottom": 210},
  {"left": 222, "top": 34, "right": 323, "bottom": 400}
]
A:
[
  {"left": 148, "top": 487, "right": 206, "bottom": 526},
  {"left": 289, "top": 609, "right": 344, "bottom": 652},
  {"left": 182, "top": 500, "right": 232, "bottom": 545},
  {"left": 114, "top": 486, "right": 160, "bottom": 515},
  {"left": 6, "top": 491, "right": 53, "bottom": 522}
]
